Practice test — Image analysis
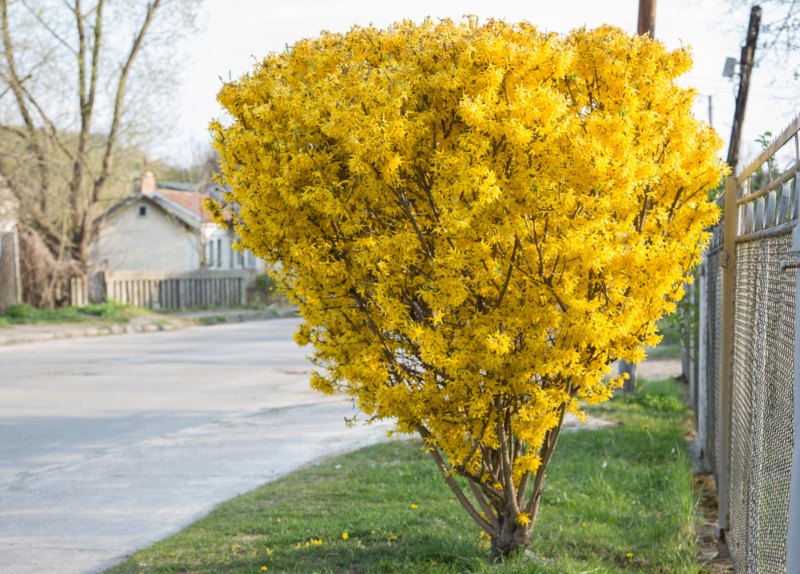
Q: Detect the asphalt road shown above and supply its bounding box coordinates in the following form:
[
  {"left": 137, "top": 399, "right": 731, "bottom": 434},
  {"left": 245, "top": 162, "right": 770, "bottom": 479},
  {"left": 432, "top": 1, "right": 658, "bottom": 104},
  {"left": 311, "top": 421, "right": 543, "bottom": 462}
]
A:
[{"left": 0, "top": 317, "right": 391, "bottom": 574}]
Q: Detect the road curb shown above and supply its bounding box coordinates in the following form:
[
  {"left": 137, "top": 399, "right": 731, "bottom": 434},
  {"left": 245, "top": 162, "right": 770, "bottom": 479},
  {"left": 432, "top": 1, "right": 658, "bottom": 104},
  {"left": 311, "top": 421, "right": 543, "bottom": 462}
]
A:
[{"left": 0, "top": 307, "right": 298, "bottom": 346}]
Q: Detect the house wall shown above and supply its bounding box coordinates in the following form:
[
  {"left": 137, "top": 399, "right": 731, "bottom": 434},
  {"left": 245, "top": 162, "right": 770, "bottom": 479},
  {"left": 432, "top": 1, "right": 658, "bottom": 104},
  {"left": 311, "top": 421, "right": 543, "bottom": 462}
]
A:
[
  {"left": 93, "top": 198, "right": 201, "bottom": 272},
  {"left": 0, "top": 188, "right": 18, "bottom": 232},
  {"left": 203, "top": 226, "right": 261, "bottom": 272}
]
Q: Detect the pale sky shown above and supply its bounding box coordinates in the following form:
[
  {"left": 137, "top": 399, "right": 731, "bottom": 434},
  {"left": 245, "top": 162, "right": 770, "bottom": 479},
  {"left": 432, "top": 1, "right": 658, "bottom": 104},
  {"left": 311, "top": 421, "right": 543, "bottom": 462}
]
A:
[{"left": 157, "top": 0, "right": 798, "bottom": 171}]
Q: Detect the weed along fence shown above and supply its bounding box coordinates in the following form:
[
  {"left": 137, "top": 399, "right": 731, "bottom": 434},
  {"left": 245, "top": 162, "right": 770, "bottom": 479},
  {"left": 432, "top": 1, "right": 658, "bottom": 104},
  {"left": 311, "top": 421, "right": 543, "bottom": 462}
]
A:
[
  {"left": 696, "top": 115, "right": 800, "bottom": 573},
  {"left": 71, "top": 270, "right": 249, "bottom": 309}
]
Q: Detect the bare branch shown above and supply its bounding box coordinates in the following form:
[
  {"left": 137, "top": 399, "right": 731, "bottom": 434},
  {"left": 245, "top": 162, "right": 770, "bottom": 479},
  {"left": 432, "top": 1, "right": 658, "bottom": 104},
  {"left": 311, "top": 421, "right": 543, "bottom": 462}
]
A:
[
  {"left": 92, "top": 0, "right": 161, "bottom": 203},
  {"left": 0, "top": 0, "right": 50, "bottom": 204},
  {"left": 418, "top": 425, "right": 497, "bottom": 535},
  {"left": 467, "top": 479, "right": 500, "bottom": 530},
  {"left": 524, "top": 381, "right": 574, "bottom": 518},
  {"left": 496, "top": 401, "right": 521, "bottom": 516},
  {"left": 20, "top": 0, "right": 76, "bottom": 54}
]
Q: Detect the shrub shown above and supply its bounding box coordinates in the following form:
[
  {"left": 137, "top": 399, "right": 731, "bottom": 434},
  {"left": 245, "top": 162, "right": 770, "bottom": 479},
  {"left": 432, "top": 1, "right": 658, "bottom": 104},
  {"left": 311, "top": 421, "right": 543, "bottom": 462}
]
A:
[{"left": 212, "top": 18, "right": 725, "bottom": 558}]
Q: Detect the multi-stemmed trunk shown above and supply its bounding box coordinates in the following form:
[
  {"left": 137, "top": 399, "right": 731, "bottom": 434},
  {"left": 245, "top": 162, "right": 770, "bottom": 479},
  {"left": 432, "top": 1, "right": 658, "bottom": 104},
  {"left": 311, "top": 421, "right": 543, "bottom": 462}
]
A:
[{"left": 419, "top": 394, "right": 571, "bottom": 561}]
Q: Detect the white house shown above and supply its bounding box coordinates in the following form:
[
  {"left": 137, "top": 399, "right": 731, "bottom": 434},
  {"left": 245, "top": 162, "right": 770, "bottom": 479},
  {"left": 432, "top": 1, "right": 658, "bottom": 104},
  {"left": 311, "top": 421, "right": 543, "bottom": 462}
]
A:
[
  {"left": 92, "top": 170, "right": 259, "bottom": 275},
  {"left": 0, "top": 187, "right": 17, "bottom": 233}
]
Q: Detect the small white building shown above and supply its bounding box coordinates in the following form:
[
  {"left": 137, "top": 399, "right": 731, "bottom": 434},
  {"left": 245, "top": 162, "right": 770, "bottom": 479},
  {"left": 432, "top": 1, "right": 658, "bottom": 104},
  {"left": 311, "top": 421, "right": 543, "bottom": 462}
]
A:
[{"left": 92, "top": 171, "right": 259, "bottom": 275}]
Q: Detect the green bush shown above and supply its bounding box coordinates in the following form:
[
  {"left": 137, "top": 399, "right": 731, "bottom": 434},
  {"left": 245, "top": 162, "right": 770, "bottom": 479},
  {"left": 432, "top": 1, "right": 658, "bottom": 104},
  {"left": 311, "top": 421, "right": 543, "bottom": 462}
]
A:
[
  {"left": 79, "top": 300, "right": 126, "bottom": 318},
  {"left": 623, "top": 379, "right": 684, "bottom": 412},
  {"left": 3, "top": 303, "right": 38, "bottom": 320}
]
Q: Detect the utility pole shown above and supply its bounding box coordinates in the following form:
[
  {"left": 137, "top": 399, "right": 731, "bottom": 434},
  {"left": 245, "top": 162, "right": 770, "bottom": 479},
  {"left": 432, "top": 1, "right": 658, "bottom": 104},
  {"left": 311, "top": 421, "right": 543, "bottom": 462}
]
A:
[
  {"left": 727, "top": 5, "right": 762, "bottom": 173},
  {"left": 638, "top": 0, "right": 656, "bottom": 38},
  {"left": 708, "top": 95, "right": 714, "bottom": 129},
  {"left": 620, "top": 0, "right": 658, "bottom": 394}
]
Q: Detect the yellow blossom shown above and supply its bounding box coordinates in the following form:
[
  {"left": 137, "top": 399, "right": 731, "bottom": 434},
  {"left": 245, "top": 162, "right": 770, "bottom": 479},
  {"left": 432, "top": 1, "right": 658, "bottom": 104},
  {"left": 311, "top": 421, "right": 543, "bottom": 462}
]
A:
[{"left": 342, "top": 532, "right": 349, "bottom": 540}]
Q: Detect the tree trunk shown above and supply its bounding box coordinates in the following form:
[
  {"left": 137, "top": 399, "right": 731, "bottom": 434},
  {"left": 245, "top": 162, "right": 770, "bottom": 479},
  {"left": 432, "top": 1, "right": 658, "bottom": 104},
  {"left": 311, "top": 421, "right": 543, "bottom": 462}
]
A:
[{"left": 489, "top": 514, "right": 532, "bottom": 561}]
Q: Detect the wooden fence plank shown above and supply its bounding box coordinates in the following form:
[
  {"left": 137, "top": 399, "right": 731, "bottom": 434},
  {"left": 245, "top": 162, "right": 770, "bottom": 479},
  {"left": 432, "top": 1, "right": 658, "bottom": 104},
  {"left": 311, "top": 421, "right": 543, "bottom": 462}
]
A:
[{"left": 98, "top": 271, "right": 250, "bottom": 309}]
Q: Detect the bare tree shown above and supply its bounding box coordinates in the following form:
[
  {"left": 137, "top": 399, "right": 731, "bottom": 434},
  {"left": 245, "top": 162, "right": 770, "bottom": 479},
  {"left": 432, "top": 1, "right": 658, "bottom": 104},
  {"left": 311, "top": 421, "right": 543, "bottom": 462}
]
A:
[
  {"left": 728, "top": 1, "right": 800, "bottom": 78},
  {"left": 0, "top": 0, "right": 198, "bottom": 304}
]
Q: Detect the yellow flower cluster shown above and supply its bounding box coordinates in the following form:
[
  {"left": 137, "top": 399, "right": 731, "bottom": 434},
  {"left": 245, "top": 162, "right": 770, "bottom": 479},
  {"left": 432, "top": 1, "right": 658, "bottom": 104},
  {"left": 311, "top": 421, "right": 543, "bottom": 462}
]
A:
[
  {"left": 294, "top": 537, "right": 323, "bottom": 549},
  {"left": 213, "top": 18, "right": 724, "bottom": 544}
]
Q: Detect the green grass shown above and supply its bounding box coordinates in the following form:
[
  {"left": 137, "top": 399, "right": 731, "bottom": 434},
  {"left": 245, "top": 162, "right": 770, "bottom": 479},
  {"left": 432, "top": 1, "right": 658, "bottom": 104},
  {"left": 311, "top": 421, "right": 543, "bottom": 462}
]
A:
[
  {"left": 0, "top": 301, "right": 148, "bottom": 326},
  {"left": 105, "top": 379, "right": 698, "bottom": 574},
  {"left": 645, "top": 343, "right": 682, "bottom": 360}
]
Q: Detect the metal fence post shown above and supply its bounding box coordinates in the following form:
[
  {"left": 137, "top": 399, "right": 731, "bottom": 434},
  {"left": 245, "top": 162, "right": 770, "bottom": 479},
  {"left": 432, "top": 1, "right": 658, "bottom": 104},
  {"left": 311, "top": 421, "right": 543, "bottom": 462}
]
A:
[
  {"left": 697, "top": 256, "right": 709, "bottom": 472},
  {"left": 718, "top": 175, "right": 739, "bottom": 534},
  {"left": 786, "top": 223, "right": 800, "bottom": 573}
]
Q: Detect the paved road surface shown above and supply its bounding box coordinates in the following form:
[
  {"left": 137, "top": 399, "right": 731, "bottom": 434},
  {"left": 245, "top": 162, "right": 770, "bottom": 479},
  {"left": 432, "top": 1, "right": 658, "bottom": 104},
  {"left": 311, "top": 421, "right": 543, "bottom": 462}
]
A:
[{"left": 0, "top": 318, "right": 391, "bottom": 574}]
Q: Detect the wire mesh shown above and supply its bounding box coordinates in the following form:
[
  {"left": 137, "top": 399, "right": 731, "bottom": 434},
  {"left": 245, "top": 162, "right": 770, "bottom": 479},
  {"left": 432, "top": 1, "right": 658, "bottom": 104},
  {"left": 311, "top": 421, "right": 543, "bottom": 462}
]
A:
[
  {"left": 729, "top": 232, "right": 796, "bottom": 573},
  {"left": 705, "top": 247, "right": 723, "bottom": 478}
]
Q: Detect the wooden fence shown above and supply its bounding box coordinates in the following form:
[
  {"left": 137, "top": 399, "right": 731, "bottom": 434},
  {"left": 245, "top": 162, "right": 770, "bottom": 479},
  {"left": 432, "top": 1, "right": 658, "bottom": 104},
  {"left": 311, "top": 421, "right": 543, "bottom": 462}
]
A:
[{"left": 71, "top": 270, "right": 249, "bottom": 309}]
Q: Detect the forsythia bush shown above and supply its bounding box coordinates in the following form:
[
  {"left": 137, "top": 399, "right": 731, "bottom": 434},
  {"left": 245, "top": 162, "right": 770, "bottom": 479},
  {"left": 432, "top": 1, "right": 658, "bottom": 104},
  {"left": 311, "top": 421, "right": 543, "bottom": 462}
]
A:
[{"left": 212, "top": 18, "right": 725, "bottom": 558}]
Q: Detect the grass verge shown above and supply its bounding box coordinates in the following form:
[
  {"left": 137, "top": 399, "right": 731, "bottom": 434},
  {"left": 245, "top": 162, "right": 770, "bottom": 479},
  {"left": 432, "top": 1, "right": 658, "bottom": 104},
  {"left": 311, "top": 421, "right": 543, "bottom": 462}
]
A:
[
  {"left": 106, "top": 379, "right": 697, "bottom": 574},
  {"left": 0, "top": 301, "right": 149, "bottom": 327}
]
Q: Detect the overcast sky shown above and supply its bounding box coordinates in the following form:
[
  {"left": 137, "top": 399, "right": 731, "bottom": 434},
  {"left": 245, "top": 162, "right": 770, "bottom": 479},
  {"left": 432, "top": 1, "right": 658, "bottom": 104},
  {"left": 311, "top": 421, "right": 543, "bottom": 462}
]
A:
[{"left": 157, "top": 0, "right": 797, "bottom": 171}]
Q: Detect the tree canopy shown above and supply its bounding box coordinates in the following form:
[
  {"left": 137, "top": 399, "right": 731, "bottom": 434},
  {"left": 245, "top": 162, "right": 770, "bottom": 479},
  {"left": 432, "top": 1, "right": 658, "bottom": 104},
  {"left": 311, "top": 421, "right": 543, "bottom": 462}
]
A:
[{"left": 213, "top": 18, "right": 726, "bottom": 557}]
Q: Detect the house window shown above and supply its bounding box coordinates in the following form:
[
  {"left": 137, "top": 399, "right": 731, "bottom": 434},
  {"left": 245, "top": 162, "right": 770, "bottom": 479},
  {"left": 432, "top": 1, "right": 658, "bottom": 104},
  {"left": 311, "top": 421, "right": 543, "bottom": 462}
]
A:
[
  {"left": 246, "top": 250, "right": 256, "bottom": 268},
  {"left": 216, "top": 238, "right": 222, "bottom": 268},
  {"left": 205, "top": 241, "right": 214, "bottom": 267},
  {"left": 235, "top": 248, "right": 244, "bottom": 268},
  {"left": 138, "top": 205, "right": 147, "bottom": 217}
]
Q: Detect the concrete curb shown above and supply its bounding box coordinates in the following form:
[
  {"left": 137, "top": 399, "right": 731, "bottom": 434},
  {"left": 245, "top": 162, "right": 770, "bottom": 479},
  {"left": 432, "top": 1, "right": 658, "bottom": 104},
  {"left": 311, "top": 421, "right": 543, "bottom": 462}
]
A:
[{"left": 0, "top": 307, "right": 298, "bottom": 346}]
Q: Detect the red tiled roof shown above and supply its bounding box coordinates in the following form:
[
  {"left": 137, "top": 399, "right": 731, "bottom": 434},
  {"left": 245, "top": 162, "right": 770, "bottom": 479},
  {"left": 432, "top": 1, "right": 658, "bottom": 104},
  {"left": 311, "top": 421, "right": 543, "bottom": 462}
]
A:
[{"left": 156, "top": 189, "right": 214, "bottom": 222}]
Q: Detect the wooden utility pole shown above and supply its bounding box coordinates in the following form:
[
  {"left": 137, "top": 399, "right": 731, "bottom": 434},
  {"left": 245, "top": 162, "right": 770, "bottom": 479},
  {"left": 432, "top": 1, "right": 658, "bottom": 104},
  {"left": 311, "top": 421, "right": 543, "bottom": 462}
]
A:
[
  {"left": 727, "top": 5, "right": 762, "bottom": 173},
  {"left": 620, "top": 0, "right": 658, "bottom": 394},
  {"left": 638, "top": 0, "right": 656, "bottom": 38},
  {"left": 708, "top": 95, "right": 714, "bottom": 129}
]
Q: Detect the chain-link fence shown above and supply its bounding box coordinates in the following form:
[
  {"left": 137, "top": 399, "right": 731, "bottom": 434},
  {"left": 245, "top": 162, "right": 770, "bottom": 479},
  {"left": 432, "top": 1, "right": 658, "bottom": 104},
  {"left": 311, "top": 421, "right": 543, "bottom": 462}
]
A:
[
  {"left": 0, "top": 227, "right": 22, "bottom": 313},
  {"left": 697, "top": 115, "right": 800, "bottom": 573}
]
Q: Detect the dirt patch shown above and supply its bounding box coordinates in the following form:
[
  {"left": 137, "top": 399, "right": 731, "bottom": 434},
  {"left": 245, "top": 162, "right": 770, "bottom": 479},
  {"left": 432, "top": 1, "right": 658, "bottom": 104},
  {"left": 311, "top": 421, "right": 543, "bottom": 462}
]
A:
[
  {"left": 610, "top": 357, "right": 683, "bottom": 382},
  {"left": 693, "top": 471, "right": 734, "bottom": 573},
  {"left": 561, "top": 412, "right": 618, "bottom": 431}
]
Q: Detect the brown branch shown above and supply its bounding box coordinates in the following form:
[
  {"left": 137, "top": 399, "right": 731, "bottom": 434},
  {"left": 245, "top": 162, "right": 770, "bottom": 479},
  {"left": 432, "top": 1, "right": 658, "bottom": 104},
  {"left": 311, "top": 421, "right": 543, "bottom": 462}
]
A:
[
  {"left": 524, "top": 384, "right": 573, "bottom": 518},
  {"left": 516, "top": 470, "right": 531, "bottom": 508},
  {"left": 467, "top": 479, "right": 500, "bottom": 530},
  {"left": 20, "top": 0, "right": 76, "bottom": 54},
  {"left": 91, "top": 0, "right": 160, "bottom": 204},
  {"left": 418, "top": 426, "right": 496, "bottom": 535},
  {"left": 496, "top": 401, "right": 521, "bottom": 516},
  {"left": 454, "top": 414, "right": 491, "bottom": 475},
  {"left": 69, "top": 0, "right": 104, "bottom": 229},
  {"left": 0, "top": 0, "right": 50, "bottom": 203},
  {"left": 495, "top": 236, "right": 519, "bottom": 308},
  {"left": 394, "top": 189, "right": 435, "bottom": 260}
]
